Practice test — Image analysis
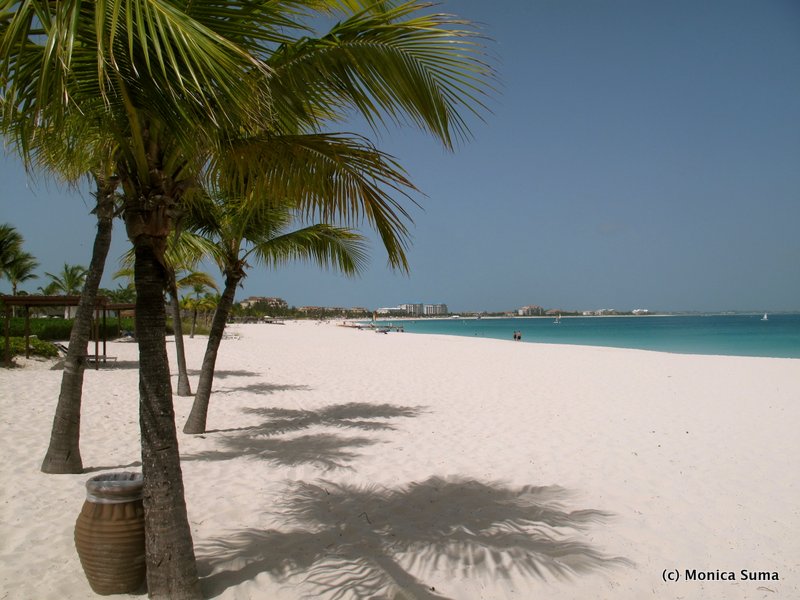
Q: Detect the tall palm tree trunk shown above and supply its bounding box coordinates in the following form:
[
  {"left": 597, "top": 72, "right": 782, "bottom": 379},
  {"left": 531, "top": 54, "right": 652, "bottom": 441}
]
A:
[
  {"left": 134, "top": 240, "right": 201, "bottom": 600},
  {"left": 41, "top": 179, "right": 115, "bottom": 474},
  {"left": 169, "top": 277, "right": 192, "bottom": 396},
  {"left": 190, "top": 307, "right": 198, "bottom": 338},
  {"left": 183, "top": 274, "right": 238, "bottom": 434}
]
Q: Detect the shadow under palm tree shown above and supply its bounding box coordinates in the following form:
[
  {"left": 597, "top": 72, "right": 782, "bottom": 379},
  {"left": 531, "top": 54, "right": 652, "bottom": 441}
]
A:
[
  {"left": 244, "top": 402, "right": 424, "bottom": 435},
  {"left": 182, "top": 433, "right": 377, "bottom": 470},
  {"left": 187, "top": 369, "right": 261, "bottom": 378},
  {"left": 206, "top": 402, "right": 423, "bottom": 436},
  {"left": 197, "top": 476, "right": 632, "bottom": 599},
  {"left": 216, "top": 382, "right": 313, "bottom": 395},
  {"left": 51, "top": 359, "right": 141, "bottom": 371}
]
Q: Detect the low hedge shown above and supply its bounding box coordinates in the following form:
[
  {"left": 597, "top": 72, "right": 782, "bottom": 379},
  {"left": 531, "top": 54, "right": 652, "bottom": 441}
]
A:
[
  {"left": 2, "top": 336, "right": 59, "bottom": 360},
  {"left": 2, "top": 316, "right": 206, "bottom": 342},
  {"left": 3, "top": 317, "right": 136, "bottom": 340}
]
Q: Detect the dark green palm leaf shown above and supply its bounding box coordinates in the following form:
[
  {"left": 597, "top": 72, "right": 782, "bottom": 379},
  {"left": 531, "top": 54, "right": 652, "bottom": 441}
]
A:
[{"left": 208, "top": 132, "right": 417, "bottom": 270}]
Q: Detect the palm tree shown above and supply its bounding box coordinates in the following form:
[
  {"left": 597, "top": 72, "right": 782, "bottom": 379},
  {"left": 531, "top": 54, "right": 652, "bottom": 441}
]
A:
[
  {"left": 183, "top": 292, "right": 219, "bottom": 329},
  {"left": 39, "top": 171, "right": 120, "bottom": 475},
  {"left": 183, "top": 282, "right": 214, "bottom": 338},
  {"left": 101, "top": 283, "right": 136, "bottom": 304},
  {"left": 4, "top": 251, "right": 38, "bottom": 294},
  {"left": 2, "top": 2, "right": 492, "bottom": 596},
  {"left": 169, "top": 246, "right": 219, "bottom": 396},
  {"left": 119, "top": 244, "right": 219, "bottom": 396},
  {"left": 182, "top": 197, "right": 368, "bottom": 434},
  {"left": 181, "top": 275, "right": 219, "bottom": 339},
  {"left": 36, "top": 281, "right": 59, "bottom": 295},
  {"left": 2, "top": 4, "right": 265, "bottom": 595},
  {"left": 166, "top": 265, "right": 219, "bottom": 397},
  {"left": 43, "top": 263, "right": 88, "bottom": 296},
  {"left": 4, "top": 251, "right": 39, "bottom": 316},
  {"left": 0, "top": 224, "right": 25, "bottom": 276}
]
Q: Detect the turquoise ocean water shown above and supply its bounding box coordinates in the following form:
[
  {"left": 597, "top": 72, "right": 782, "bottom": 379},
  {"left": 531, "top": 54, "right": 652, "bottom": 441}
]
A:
[{"left": 374, "top": 314, "right": 800, "bottom": 359}]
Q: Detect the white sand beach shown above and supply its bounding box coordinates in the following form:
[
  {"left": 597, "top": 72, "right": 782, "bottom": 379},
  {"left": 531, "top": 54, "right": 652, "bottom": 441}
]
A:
[{"left": 1, "top": 321, "right": 798, "bottom": 599}]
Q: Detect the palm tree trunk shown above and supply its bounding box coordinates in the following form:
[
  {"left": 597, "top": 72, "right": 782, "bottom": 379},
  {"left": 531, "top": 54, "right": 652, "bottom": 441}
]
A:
[
  {"left": 183, "top": 274, "right": 238, "bottom": 434},
  {"left": 134, "top": 240, "right": 201, "bottom": 600},
  {"left": 169, "top": 278, "right": 192, "bottom": 396},
  {"left": 41, "top": 179, "right": 114, "bottom": 474},
  {"left": 190, "top": 307, "right": 197, "bottom": 338}
]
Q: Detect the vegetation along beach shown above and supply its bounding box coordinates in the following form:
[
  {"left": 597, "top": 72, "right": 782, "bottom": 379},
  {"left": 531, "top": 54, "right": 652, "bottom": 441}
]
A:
[{"left": 2, "top": 1, "right": 798, "bottom": 600}]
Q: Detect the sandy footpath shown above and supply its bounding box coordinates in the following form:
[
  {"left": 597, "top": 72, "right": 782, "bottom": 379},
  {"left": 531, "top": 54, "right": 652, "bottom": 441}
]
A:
[{"left": 1, "top": 321, "right": 798, "bottom": 599}]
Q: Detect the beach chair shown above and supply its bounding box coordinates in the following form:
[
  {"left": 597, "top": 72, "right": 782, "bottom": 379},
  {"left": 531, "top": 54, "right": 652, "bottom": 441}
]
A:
[{"left": 55, "top": 342, "right": 117, "bottom": 366}]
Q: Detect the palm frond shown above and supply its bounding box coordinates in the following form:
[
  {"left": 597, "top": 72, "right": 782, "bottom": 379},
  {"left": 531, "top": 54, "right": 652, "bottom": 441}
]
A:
[
  {"left": 248, "top": 223, "right": 368, "bottom": 276},
  {"left": 175, "top": 269, "right": 219, "bottom": 293},
  {"left": 209, "top": 132, "right": 417, "bottom": 270},
  {"left": 267, "top": 1, "right": 495, "bottom": 147}
]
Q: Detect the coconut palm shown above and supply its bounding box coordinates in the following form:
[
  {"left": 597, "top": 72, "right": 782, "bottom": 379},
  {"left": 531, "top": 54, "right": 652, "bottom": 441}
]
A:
[
  {"left": 169, "top": 246, "right": 220, "bottom": 396},
  {"left": 188, "top": 293, "right": 219, "bottom": 328},
  {"left": 182, "top": 277, "right": 219, "bottom": 338},
  {"left": 2, "top": 2, "right": 492, "bottom": 596},
  {"left": 36, "top": 281, "right": 59, "bottom": 295},
  {"left": 3, "top": 250, "right": 38, "bottom": 294},
  {"left": 38, "top": 170, "right": 120, "bottom": 475},
  {"left": 3, "top": 124, "right": 121, "bottom": 472},
  {"left": 3, "top": 250, "right": 38, "bottom": 316},
  {"left": 182, "top": 196, "right": 368, "bottom": 434},
  {"left": 101, "top": 282, "right": 136, "bottom": 304},
  {"left": 0, "top": 224, "right": 25, "bottom": 275},
  {"left": 165, "top": 266, "right": 219, "bottom": 397},
  {"left": 2, "top": 4, "right": 272, "bottom": 594},
  {"left": 119, "top": 243, "right": 219, "bottom": 395},
  {"left": 43, "top": 263, "right": 88, "bottom": 296}
]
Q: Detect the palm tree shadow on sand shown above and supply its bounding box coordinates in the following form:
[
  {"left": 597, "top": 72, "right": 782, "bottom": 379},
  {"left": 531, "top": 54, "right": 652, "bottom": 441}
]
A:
[
  {"left": 184, "top": 403, "right": 425, "bottom": 470},
  {"left": 216, "top": 382, "right": 313, "bottom": 395},
  {"left": 207, "top": 402, "right": 424, "bottom": 435},
  {"left": 183, "top": 433, "right": 378, "bottom": 470},
  {"left": 197, "top": 477, "right": 633, "bottom": 599},
  {"left": 187, "top": 368, "right": 261, "bottom": 379}
]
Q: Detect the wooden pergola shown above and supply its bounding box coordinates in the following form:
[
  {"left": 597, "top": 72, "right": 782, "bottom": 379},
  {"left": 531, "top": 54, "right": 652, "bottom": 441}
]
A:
[{"left": 2, "top": 295, "right": 135, "bottom": 368}]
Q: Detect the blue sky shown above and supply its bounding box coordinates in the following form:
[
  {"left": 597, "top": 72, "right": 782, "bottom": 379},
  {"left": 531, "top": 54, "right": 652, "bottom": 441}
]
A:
[{"left": 2, "top": 0, "right": 799, "bottom": 312}]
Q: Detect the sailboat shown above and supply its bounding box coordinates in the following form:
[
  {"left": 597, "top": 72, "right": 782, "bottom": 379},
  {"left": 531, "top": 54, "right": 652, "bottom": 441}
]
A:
[
  {"left": 761, "top": 313, "right": 768, "bottom": 321},
  {"left": 553, "top": 314, "right": 561, "bottom": 324}
]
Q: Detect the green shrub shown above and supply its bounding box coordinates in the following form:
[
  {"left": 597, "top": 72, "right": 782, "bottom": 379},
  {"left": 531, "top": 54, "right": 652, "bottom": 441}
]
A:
[
  {"left": 3, "top": 317, "right": 136, "bottom": 340},
  {"left": 167, "top": 319, "right": 210, "bottom": 337},
  {"left": 2, "top": 336, "right": 59, "bottom": 360},
  {"left": 4, "top": 317, "right": 73, "bottom": 340}
]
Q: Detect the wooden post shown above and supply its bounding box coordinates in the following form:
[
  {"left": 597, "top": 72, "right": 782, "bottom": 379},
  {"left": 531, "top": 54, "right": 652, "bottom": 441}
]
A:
[
  {"left": 4, "top": 304, "right": 11, "bottom": 367},
  {"left": 93, "top": 308, "right": 100, "bottom": 369},
  {"left": 24, "top": 305, "right": 30, "bottom": 359},
  {"left": 102, "top": 306, "right": 107, "bottom": 360}
]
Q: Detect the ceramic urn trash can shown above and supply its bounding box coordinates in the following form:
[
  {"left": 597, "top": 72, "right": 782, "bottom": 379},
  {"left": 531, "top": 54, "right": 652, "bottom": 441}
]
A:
[{"left": 74, "top": 472, "right": 146, "bottom": 595}]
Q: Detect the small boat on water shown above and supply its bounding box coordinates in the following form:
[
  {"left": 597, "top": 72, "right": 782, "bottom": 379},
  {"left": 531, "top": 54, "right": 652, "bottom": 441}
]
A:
[
  {"left": 761, "top": 313, "right": 768, "bottom": 321},
  {"left": 553, "top": 314, "right": 561, "bottom": 324}
]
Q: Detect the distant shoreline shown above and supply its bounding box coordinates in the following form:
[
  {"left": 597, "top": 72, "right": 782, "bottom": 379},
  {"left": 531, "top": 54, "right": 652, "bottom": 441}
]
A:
[
  {"left": 365, "top": 313, "right": 800, "bottom": 359},
  {"left": 370, "top": 311, "right": 798, "bottom": 322}
]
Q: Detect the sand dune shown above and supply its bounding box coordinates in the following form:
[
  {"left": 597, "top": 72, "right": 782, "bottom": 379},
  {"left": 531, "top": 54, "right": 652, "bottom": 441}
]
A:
[{"left": 1, "top": 321, "right": 798, "bottom": 599}]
